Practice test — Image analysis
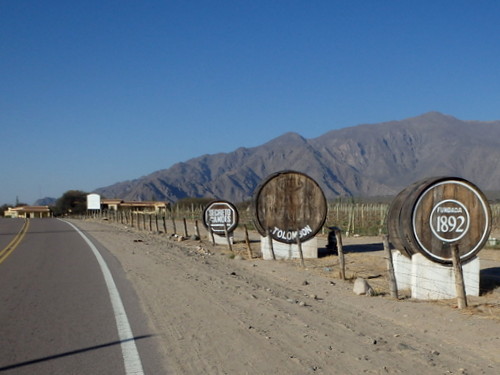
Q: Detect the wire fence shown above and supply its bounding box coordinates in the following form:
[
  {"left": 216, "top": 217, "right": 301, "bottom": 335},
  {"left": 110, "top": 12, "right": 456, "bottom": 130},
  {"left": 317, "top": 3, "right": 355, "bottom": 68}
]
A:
[
  {"left": 82, "top": 201, "right": 500, "bottom": 239},
  {"left": 150, "top": 201, "right": 500, "bottom": 237},
  {"left": 79, "top": 201, "right": 500, "bottom": 313}
]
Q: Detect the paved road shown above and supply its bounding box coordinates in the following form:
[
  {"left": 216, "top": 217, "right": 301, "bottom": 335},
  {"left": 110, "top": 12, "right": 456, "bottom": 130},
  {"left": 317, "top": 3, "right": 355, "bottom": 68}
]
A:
[
  {"left": 0, "top": 218, "right": 164, "bottom": 374},
  {"left": 0, "top": 218, "right": 25, "bottom": 255}
]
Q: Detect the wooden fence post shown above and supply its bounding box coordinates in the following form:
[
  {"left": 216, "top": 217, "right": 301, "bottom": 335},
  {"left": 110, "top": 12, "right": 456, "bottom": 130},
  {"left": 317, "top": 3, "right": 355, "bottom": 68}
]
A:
[
  {"left": 224, "top": 223, "right": 233, "bottom": 253},
  {"left": 296, "top": 230, "right": 306, "bottom": 268},
  {"left": 335, "top": 229, "right": 346, "bottom": 280},
  {"left": 244, "top": 225, "right": 253, "bottom": 259},
  {"left": 183, "top": 218, "right": 188, "bottom": 237},
  {"left": 383, "top": 234, "right": 398, "bottom": 299},
  {"left": 267, "top": 228, "right": 276, "bottom": 260},
  {"left": 194, "top": 220, "right": 200, "bottom": 238},
  {"left": 452, "top": 243, "right": 468, "bottom": 309},
  {"left": 209, "top": 224, "right": 215, "bottom": 245},
  {"left": 172, "top": 217, "right": 177, "bottom": 234}
]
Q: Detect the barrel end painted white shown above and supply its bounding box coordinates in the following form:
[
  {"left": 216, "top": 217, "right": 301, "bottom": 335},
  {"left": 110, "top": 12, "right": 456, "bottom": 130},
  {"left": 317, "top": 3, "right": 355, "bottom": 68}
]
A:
[{"left": 260, "top": 236, "right": 318, "bottom": 260}]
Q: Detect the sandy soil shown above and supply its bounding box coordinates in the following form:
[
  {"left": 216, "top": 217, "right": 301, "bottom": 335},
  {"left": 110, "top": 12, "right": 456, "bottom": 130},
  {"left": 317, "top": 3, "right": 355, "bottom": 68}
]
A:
[{"left": 72, "top": 219, "right": 500, "bottom": 375}]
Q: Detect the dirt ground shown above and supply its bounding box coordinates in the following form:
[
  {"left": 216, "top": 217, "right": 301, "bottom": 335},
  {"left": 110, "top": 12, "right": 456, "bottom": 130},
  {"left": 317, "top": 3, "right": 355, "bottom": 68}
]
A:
[{"left": 71, "top": 219, "right": 500, "bottom": 375}]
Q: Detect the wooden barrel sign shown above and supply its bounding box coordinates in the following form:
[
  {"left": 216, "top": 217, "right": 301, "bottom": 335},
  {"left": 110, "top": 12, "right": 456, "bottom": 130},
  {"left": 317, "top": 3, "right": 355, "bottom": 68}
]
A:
[
  {"left": 387, "top": 176, "right": 491, "bottom": 264},
  {"left": 203, "top": 200, "right": 239, "bottom": 236},
  {"left": 253, "top": 170, "right": 327, "bottom": 244}
]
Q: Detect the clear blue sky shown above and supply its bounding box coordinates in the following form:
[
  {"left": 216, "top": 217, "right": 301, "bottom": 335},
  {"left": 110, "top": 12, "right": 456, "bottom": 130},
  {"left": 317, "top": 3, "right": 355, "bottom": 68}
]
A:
[{"left": 2, "top": 1, "right": 500, "bottom": 205}]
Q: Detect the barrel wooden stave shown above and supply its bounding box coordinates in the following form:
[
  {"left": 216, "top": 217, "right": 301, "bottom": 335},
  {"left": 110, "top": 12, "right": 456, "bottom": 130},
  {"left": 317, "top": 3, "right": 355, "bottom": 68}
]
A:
[
  {"left": 387, "top": 178, "right": 426, "bottom": 258},
  {"left": 253, "top": 171, "right": 327, "bottom": 244}
]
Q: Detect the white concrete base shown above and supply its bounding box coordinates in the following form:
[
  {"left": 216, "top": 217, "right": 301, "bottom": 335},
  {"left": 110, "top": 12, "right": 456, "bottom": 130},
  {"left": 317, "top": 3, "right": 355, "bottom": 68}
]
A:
[
  {"left": 260, "top": 236, "right": 318, "bottom": 260},
  {"left": 392, "top": 250, "right": 480, "bottom": 299},
  {"left": 212, "top": 234, "right": 234, "bottom": 245},
  {"left": 392, "top": 250, "right": 413, "bottom": 290}
]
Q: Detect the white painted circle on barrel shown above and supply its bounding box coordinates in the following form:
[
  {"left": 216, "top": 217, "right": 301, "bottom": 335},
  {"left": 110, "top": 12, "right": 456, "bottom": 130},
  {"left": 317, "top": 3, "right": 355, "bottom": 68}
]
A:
[{"left": 429, "top": 199, "right": 470, "bottom": 242}]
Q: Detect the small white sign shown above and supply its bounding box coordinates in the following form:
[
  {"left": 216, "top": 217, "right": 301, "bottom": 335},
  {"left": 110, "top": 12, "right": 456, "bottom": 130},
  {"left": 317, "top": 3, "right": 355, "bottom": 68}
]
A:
[{"left": 87, "top": 193, "right": 101, "bottom": 210}]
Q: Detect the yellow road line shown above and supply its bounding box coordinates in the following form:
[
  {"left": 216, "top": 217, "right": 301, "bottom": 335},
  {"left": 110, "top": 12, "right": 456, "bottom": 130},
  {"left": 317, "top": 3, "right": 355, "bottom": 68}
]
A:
[{"left": 0, "top": 219, "right": 30, "bottom": 264}]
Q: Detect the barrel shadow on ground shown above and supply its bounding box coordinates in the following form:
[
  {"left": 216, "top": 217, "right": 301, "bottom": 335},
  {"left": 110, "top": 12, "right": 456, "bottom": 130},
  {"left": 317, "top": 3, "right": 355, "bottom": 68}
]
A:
[
  {"left": 480, "top": 267, "right": 500, "bottom": 294},
  {"left": 318, "top": 242, "right": 384, "bottom": 257}
]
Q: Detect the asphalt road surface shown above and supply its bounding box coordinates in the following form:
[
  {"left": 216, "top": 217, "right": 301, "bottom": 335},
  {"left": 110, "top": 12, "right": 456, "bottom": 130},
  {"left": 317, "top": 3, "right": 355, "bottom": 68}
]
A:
[{"left": 0, "top": 218, "right": 164, "bottom": 374}]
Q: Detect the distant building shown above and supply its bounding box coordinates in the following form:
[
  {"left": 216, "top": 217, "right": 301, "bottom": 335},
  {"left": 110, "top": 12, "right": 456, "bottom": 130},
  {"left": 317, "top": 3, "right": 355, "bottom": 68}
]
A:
[
  {"left": 100, "top": 199, "right": 123, "bottom": 211},
  {"left": 100, "top": 199, "right": 168, "bottom": 213},
  {"left": 4, "top": 206, "right": 52, "bottom": 218},
  {"left": 120, "top": 201, "right": 169, "bottom": 214}
]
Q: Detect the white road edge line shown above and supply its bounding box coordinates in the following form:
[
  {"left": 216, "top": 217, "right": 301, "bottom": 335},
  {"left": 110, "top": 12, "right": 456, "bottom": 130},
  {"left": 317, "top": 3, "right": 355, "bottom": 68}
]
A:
[{"left": 62, "top": 220, "right": 145, "bottom": 375}]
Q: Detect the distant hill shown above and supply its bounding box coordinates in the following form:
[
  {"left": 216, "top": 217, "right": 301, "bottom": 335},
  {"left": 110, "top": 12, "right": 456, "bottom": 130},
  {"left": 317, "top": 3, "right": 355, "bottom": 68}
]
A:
[
  {"left": 34, "top": 197, "right": 57, "bottom": 206},
  {"left": 94, "top": 112, "right": 500, "bottom": 203}
]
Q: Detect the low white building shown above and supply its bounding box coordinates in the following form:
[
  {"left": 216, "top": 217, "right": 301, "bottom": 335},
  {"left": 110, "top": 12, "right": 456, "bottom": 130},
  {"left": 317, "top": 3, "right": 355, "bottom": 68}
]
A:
[{"left": 4, "top": 206, "right": 52, "bottom": 218}]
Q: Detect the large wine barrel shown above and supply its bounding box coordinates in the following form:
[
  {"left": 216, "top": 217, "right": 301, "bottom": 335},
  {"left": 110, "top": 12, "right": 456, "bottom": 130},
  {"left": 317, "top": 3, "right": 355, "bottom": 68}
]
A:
[
  {"left": 388, "top": 176, "right": 491, "bottom": 264},
  {"left": 253, "top": 170, "right": 327, "bottom": 244}
]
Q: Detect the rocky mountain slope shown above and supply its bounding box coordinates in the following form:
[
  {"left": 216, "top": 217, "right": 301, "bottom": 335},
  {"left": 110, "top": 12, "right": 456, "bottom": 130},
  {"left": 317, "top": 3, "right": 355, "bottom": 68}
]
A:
[{"left": 95, "top": 112, "right": 500, "bottom": 202}]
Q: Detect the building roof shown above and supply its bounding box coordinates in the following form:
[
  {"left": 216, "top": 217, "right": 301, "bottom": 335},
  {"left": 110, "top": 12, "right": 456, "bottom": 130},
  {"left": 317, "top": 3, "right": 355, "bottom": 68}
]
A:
[
  {"left": 101, "top": 199, "right": 124, "bottom": 204},
  {"left": 10, "top": 206, "right": 51, "bottom": 213},
  {"left": 120, "top": 201, "right": 167, "bottom": 207}
]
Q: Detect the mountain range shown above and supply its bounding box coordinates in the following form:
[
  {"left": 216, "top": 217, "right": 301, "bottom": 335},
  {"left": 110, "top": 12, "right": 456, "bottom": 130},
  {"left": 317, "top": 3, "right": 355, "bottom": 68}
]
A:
[{"left": 94, "top": 112, "right": 500, "bottom": 203}]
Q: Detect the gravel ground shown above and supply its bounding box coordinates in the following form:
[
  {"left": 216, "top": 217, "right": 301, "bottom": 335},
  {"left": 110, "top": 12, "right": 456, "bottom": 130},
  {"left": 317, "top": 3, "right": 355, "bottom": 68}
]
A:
[{"left": 72, "top": 219, "right": 500, "bottom": 375}]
